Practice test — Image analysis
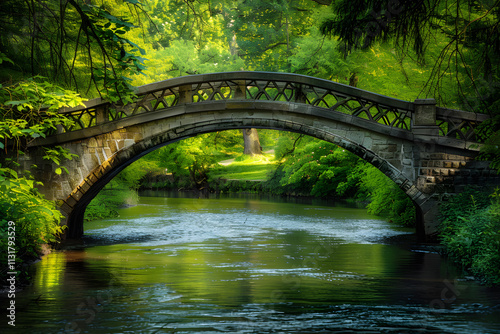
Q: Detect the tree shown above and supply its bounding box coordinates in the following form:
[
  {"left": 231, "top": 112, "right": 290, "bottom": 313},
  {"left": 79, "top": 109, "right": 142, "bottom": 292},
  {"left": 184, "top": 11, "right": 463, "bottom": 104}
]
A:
[
  {"left": 224, "top": 0, "right": 322, "bottom": 71},
  {"left": 320, "top": 0, "right": 500, "bottom": 112},
  {"left": 0, "top": 0, "right": 148, "bottom": 102},
  {"left": 242, "top": 129, "right": 263, "bottom": 156},
  {"left": 320, "top": 0, "right": 500, "bottom": 170}
]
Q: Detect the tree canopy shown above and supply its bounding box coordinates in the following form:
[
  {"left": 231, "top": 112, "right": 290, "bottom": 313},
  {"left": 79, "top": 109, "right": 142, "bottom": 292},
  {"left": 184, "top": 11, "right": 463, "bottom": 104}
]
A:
[{"left": 321, "top": 0, "right": 500, "bottom": 111}]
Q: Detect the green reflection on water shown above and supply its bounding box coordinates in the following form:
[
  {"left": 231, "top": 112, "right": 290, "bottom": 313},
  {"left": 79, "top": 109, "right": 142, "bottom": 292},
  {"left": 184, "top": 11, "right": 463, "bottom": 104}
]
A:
[{"left": 33, "top": 251, "right": 66, "bottom": 299}]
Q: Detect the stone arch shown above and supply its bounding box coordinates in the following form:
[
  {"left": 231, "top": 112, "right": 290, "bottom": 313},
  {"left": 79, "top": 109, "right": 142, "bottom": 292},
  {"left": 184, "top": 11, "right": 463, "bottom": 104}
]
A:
[
  {"left": 19, "top": 71, "right": 496, "bottom": 242},
  {"left": 61, "top": 112, "right": 426, "bottom": 239}
]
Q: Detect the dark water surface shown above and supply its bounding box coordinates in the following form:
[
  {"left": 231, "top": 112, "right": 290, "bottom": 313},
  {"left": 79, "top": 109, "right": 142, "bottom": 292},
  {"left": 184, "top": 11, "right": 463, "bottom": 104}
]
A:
[{"left": 2, "top": 193, "right": 500, "bottom": 333}]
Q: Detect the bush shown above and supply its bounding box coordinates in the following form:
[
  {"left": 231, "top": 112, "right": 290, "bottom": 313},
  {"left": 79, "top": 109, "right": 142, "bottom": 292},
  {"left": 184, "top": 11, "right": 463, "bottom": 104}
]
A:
[
  {"left": 361, "top": 167, "right": 416, "bottom": 226},
  {"left": 84, "top": 181, "right": 138, "bottom": 221},
  {"left": 0, "top": 168, "right": 65, "bottom": 282},
  {"left": 439, "top": 187, "right": 500, "bottom": 285}
]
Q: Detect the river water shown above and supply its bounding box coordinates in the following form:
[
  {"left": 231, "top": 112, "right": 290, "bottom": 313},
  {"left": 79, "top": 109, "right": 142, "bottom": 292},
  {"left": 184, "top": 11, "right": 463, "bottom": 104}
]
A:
[{"left": 2, "top": 192, "right": 500, "bottom": 333}]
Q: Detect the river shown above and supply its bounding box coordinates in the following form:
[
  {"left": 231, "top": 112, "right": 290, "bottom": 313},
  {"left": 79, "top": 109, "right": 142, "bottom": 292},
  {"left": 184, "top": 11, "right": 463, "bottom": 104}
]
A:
[{"left": 2, "top": 192, "right": 500, "bottom": 333}]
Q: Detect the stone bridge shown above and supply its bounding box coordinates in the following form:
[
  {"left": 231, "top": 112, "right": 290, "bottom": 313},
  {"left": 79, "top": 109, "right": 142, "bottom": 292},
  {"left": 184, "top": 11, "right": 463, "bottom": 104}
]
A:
[{"left": 23, "top": 71, "right": 498, "bottom": 240}]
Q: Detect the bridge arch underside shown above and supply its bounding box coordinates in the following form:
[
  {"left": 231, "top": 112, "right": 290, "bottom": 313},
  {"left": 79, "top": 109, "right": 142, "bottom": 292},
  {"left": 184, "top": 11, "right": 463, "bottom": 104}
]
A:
[{"left": 54, "top": 101, "right": 431, "bottom": 239}]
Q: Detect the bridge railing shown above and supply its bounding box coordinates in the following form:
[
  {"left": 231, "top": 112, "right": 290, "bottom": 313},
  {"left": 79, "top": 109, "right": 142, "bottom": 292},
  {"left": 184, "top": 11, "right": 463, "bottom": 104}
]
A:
[
  {"left": 56, "top": 71, "right": 488, "bottom": 143},
  {"left": 436, "top": 106, "right": 490, "bottom": 142}
]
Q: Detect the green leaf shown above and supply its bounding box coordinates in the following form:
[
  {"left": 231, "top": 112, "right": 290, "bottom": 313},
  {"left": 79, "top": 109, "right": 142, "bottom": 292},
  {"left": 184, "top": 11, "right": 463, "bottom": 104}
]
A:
[
  {"left": 6, "top": 100, "right": 29, "bottom": 106},
  {"left": 55, "top": 168, "right": 62, "bottom": 175}
]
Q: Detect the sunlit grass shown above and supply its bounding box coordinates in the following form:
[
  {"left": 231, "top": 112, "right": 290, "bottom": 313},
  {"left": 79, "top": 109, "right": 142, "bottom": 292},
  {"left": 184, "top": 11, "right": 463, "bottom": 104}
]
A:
[{"left": 210, "top": 153, "right": 276, "bottom": 181}]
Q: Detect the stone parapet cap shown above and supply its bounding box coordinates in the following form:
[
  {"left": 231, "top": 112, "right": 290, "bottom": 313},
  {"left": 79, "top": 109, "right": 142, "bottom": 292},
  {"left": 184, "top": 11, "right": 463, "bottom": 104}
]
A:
[{"left": 414, "top": 98, "right": 437, "bottom": 105}]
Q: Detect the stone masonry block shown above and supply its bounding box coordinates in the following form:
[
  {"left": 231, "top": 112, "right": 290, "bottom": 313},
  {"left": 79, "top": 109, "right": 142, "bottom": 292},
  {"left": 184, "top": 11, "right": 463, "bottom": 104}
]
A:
[
  {"left": 386, "top": 144, "right": 398, "bottom": 153},
  {"left": 60, "top": 202, "right": 73, "bottom": 214},
  {"left": 80, "top": 181, "right": 91, "bottom": 193},
  {"left": 65, "top": 196, "right": 77, "bottom": 207},
  {"left": 433, "top": 161, "right": 443, "bottom": 167},
  {"left": 90, "top": 153, "right": 100, "bottom": 166},
  {"left": 362, "top": 136, "right": 373, "bottom": 149},
  {"left": 379, "top": 152, "right": 395, "bottom": 160},
  {"left": 123, "top": 139, "right": 135, "bottom": 148},
  {"left": 426, "top": 176, "right": 436, "bottom": 183},
  {"left": 103, "top": 147, "right": 112, "bottom": 160},
  {"left": 107, "top": 140, "right": 119, "bottom": 153},
  {"left": 71, "top": 189, "right": 84, "bottom": 201},
  {"left": 133, "top": 133, "right": 143, "bottom": 141},
  {"left": 447, "top": 154, "right": 466, "bottom": 160},
  {"left": 346, "top": 131, "right": 365, "bottom": 145},
  {"left": 430, "top": 153, "right": 447, "bottom": 160},
  {"left": 420, "top": 168, "right": 430, "bottom": 176},
  {"left": 402, "top": 159, "right": 412, "bottom": 166},
  {"left": 443, "top": 161, "right": 453, "bottom": 168},
  {"left": 88, "top": 138, "right": 98, "bottom": 148},
  {"left": 96, "top": 150, "right": 105, "bottom": 164},
  {"left": 61, "top": 181, "right": 72, "bottom": 196}
]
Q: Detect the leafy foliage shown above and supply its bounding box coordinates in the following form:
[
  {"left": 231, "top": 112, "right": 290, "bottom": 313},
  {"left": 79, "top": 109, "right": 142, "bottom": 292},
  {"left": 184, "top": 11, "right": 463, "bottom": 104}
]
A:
[
  {"left": 85, "top": 159, "right": 162, "bottom": 220},
  {"left": 361, "top": 167, "right": 415, "bottom": 226},
  {"left": 0, "top": 77, "right": 83, "bottom": 155},
  {"left": 0, "top": 0, "right": 148, "bottom": 101},
  {"left": 320, "top": 0, "right": 500, "bottom": 170},
  {"left": 85, "top": 183, "right": 139, "bottom": 221},
  {"left": 142, "top": 135, "right": 221, "bottom": 189},
  {"left": 439, "top": 187, "right": 500, "bottom": 285},
  {"left": 0, "top": 69, "right": 82, "bottom": 281},
  {"left": 271, "top": 134, "right": 365, "bottom": 198},
  {"left": 117, "top": 159, "right": 163, "bottom": 190},
  {"left": 269, "top": 133, "right": 415, "bottom": 225},
  {"left": 0, "top": 167, "right": 66, "bottom": 282}
]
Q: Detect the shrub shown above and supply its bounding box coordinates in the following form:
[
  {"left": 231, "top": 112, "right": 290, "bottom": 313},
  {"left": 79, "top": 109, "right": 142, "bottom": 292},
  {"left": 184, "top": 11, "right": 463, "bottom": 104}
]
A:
[
  {"left": 361, "top": 166, "right": 415, "bottom": 226},
  {"left": 0, "top": 168, "right": 65, "bottom": 282},
  {"left": 439, "top": 187, "right": 500, "bottom": 285},
  {"left": 84, "top": 181, "right": 138, "bottom": 221}
]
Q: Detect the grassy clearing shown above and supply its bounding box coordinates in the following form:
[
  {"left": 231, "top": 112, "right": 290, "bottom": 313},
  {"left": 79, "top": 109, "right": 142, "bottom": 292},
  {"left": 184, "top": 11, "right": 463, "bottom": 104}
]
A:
[{"left": 210, "top": 153, "right": 276, "bottom": 181}]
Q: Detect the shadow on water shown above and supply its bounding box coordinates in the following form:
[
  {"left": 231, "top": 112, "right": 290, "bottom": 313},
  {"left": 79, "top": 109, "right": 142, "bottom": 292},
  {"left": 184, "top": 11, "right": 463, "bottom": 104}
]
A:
[{"left": 63, "top": 233, "right": 159, "bottom": 250}]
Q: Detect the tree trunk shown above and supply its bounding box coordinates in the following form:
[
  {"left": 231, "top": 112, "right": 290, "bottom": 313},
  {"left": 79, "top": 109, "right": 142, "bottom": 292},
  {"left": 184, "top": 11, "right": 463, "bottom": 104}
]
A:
[{"left": 242, "top": 128, "right": 262, "bottom": 156}]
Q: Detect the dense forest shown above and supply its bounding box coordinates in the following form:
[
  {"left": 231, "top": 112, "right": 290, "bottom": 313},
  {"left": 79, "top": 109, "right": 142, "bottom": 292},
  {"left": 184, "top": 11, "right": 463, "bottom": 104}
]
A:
[{"left": 0, "top": 0, "right": 499, "bottom": 285}]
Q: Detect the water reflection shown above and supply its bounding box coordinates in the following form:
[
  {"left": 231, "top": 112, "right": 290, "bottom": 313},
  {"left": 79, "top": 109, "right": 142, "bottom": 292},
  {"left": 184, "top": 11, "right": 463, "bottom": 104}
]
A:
[{"left": 1, "top": 194, "right": 499, "bottom": 333}]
